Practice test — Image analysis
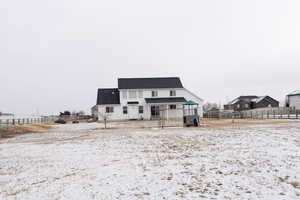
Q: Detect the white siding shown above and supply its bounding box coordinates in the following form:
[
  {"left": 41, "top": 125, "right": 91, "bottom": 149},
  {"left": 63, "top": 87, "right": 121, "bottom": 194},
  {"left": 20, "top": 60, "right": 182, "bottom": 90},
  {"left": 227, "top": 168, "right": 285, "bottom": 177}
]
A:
[
  {"left": 97, "top": 105, "right": 123, "bottom": 121},
  {"left": 289, "top": 95, "right": 300, "bottom": 109}
]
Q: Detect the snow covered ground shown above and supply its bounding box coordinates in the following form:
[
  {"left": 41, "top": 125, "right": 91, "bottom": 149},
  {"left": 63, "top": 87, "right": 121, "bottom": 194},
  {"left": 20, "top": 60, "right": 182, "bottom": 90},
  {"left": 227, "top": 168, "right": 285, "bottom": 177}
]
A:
[{"left": 1, "top": 121, "right": 300, "bottom": 200}]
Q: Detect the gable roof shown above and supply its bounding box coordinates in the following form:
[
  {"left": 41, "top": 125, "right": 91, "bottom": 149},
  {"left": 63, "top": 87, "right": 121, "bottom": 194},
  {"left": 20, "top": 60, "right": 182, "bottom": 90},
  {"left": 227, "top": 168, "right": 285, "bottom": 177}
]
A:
[
  {"left": 252, "top": 96, "right": 266, "bottom": 103},
  {"left": 118, "top": 77, "right": 183, "bottom": 89},
  {"left": 97, "top": 88, "right": 120, "bottom": 105},
  {"left": 228, "top": 96, "right": 258, "bottom": 105}
]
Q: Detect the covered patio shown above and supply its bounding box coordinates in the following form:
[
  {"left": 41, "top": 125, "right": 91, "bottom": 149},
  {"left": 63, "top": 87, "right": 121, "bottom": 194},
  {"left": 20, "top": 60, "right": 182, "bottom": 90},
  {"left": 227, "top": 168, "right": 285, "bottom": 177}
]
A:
[{"left": 144, "top": 97, "right": 186, "bottom": 120}]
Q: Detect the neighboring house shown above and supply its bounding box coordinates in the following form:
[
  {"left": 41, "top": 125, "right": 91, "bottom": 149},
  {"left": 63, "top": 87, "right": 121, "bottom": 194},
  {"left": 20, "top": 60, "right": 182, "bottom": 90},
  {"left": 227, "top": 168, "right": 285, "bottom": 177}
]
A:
[
  {"left": 224, "top": 95, "right": 279, "bottom": 111},
  {"left": 286, "top": 90, "right": 300, "bottom": 109},
  {"left": 92, "top": 77, "right": 204, "bottom": 121}
]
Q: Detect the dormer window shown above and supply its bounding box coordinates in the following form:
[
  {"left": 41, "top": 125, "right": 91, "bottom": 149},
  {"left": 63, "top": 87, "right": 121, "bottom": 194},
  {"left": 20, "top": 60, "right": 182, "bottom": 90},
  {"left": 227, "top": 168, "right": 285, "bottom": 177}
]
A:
[
  {"left": 152, "top": 91, "right": 158, "bottom": 97},
  {"left": 170, "top": 90, "right": 176, "bottom": 96}
]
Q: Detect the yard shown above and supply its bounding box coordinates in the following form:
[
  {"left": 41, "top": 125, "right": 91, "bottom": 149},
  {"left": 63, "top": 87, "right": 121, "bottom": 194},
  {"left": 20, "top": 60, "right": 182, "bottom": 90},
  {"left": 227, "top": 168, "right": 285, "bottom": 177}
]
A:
[{"left": 1, "top": 120, "right": 300, "bottom": 200}]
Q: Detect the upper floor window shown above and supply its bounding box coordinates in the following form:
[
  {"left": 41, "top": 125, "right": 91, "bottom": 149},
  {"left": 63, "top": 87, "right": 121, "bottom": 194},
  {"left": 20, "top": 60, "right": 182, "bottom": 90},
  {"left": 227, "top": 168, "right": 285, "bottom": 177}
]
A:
[
  {"left": 129, "top": 90, "right": 137, "bottom": 99},
  {"left": 106, "top": 106, "right": 114, "bottom": 113},
  {"left": 152, "top": 91, "right": 158, "bottom": 97},
  {"left": 245, "top": 104, "right": 249, "bottom": 108},
  {"left": 170, "top": 90, "right": 176, "bottom": 96},
  {"left": 138, "top": 90, "right": 143, "bottom": 98},
  {"left": 122, "top": 91, "right": 127, "bottom": 99},
  {"left": 237, "top": 104, "right": 240, "bottom": 109}
]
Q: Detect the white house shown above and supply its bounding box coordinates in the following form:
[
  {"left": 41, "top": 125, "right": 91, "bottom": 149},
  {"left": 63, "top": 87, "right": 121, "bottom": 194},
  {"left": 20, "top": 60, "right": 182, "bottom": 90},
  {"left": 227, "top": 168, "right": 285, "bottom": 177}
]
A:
[
  {"left": 286, "top": 90, "right": 300, "bottom": 109},
  {"left": 91, "top": 77, "right": 204, "bottom": 121}
]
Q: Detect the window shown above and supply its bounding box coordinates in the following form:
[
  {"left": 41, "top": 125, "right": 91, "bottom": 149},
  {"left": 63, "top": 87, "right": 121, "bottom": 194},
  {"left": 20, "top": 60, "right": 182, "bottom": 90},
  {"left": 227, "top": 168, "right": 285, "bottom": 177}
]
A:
[
  {"left": 122, "top": 91, "right": 127, "bottom": 99},
  {"left": 138, "top": 90, "right": 143, "bottom": 98},
  {"left": 245, "top": 104, "right": 249, "bottom": 108},
  {"left": 170, "top": 90, "right": 176, "bottom": 96},
  {"left": 169, "top": 105, "right": 177, "bottom": 110},
  {"left": 129, "top": 90, "right": 137, "bottom": 99},
  {"left": 237, "top": 104, "right": 240, "bottom": 109},
  {"left": 105, "top": 106, "right": 114, "bottom": 113},
  {"left": 123, "top": 106, "right": 128, "bottom": 114},
  {"left": 152, "top": 91, "right": 158, "bottom": 97},
  {"left": 139, "top": 106, "right": 144, "bottom": 114}
]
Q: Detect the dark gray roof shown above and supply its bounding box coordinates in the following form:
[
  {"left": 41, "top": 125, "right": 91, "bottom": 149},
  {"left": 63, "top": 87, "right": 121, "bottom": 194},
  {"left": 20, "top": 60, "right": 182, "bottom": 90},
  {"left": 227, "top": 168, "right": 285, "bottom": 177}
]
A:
[
  {"left": 239, "top": 96, "right": 258, "bottom": 99},
  {"left": 97, "top": 88, "right": 120, "bottom": 105},
  {"left": 227, "top": 95, "right": 279, "bottom": 105},
  {"left": 118, "top": 77, "right": 183, "bottom": 89},
  {"left": 228, "top": 96, "right": 258, "bottom": 104},
  {"left": 145, "top": 97, "right": 186, "bottom": 104}
]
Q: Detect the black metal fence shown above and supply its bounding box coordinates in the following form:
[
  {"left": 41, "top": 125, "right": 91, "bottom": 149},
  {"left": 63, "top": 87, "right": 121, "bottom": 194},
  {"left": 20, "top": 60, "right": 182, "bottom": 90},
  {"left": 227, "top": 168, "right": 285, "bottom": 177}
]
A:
[{"left": 204, "top": 107, "right": 300, "bottom": 120}]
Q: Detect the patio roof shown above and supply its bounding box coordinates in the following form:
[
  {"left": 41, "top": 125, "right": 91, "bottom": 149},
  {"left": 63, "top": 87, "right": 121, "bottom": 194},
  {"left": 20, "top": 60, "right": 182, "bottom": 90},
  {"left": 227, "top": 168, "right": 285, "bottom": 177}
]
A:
[{"left": 145, "top": 97, "right": 186, "bottom": 104}]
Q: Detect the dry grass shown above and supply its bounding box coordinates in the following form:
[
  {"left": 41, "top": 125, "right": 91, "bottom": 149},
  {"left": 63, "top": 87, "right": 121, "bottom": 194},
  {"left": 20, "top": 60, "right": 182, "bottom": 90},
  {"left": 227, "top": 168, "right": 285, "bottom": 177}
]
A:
[
  {"left": 0, "top": 124, "right": 53, "bottom": 140},
  {"left": 15, "top": 124, "right": 53, "bottom": 132}
]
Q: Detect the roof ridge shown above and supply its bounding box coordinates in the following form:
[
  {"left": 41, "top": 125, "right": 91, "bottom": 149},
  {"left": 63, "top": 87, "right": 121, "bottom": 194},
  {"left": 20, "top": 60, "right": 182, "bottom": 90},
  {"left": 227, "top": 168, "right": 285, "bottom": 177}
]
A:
[{"left": 118, "top": 77, "right": 180, "bottom": 79}]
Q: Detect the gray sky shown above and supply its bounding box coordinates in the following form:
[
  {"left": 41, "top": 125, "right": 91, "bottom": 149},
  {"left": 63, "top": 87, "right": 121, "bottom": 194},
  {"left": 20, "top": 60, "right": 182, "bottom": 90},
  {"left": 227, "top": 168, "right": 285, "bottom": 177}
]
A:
[{"left": 1, "top": 0, "right": 300, "bottom": 115}]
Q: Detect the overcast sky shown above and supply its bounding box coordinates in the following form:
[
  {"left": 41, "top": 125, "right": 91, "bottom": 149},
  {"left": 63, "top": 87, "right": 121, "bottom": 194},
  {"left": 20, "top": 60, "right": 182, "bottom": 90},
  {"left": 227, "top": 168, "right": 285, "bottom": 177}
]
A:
[{"left": 1, "top": 0, "right": 300, "bottom": 115}]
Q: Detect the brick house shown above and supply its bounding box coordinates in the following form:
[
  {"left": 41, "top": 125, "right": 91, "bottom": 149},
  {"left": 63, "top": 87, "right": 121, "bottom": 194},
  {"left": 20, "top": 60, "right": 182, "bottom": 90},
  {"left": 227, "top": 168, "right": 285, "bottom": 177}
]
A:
[{"left": 224, "top": 95, "right": 279, "bottom": 111}]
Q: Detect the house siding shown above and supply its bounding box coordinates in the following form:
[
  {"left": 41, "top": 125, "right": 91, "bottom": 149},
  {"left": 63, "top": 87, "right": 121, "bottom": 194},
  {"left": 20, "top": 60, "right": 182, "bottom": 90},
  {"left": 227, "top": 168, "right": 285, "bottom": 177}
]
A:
[
  {"left": 254, "top": 97, "right": 279, "bottom": 109},
  {"left": 233, "top": 100, "right": 251, "bottom": 111},
  {"left": 288, "top": 95, "right": 300, "bottom": 109}
]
